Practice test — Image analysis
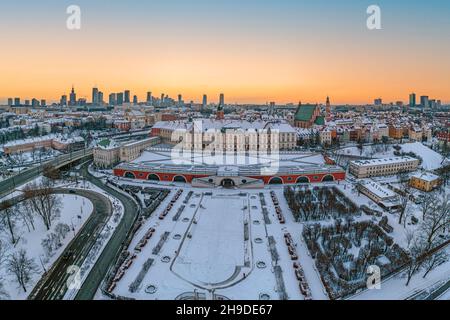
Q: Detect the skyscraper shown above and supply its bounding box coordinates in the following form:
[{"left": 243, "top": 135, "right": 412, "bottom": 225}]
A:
[
  {"left": 31, "top": 98, "right": 39, "bottom": 107},
  {"left": 124, "top": 90, "right": 131, "bottom": 104},
  {"left": 69, "top": 86, "right": 77, "bottom": 106},
  {"left": 178, "top": 94, "right": 183, "bottom": 106},
  {"left": 146, "top": 92, "right": 152, "bottom": 105},
  {"left": 117, "top": 92, "right": 124, "bottom": 105},
  {"left": 409, "top": 93, "right": 416, "bottom": 107},
  {"left": 109, "top": 93, "right": 117, "bottom": 106},
  {"left": 7, "top": 98, "right": 13, "bottom": 106},
  {"left": 133, "top": 95, "right": 138, "bottom": 105},
  {"left": 98, "top": 91, "right": 104, "bottom": 105},
  {"left": 60, "top": 95, "right": 67, "bottom": 106},
  {"left": 14, "top": 97, "right": 20, "bottom": 106},
  {"left": 41, "top": 100, "right": 46, "bottom": 107},
  {"left": 420, "top": 96, "right": 429, "bottom": 108},
  {"left": 219, "top": 93, "right": 225, "bottom": 107},
  {"left": 374, "top": 98, "right": 382, "bottom": 106},
  {"left": 92, "top": 87, "right": 99, "bottom": 105},
  {"left": 269, "top": 102, "right": 276, "bottom": 116},
  {"left": 202, "top": 94, "right": 207, "bottom": 108}
]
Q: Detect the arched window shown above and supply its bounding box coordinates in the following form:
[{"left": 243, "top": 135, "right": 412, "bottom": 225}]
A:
[
  {"left": 173, "top": 175, "right": 187, "bottom": 183},
  {"left": 322, "top": 175, "right": 335, "bottom": 182},
  {"left": 124, "top": 172, "right": 135, "bottom": 179},
  {"left": 147, "top": 174, "right": 160, "bottom": 181},
  {"left": 296, "top": 176, "right": 310, "bottom": 184},
  {"left": 269, "top": 177, "right": 283, "bottom": 185}
]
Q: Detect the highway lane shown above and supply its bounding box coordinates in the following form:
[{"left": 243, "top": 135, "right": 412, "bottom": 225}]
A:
[
  {"left": 426, "top": 279, "right": 450, "bottom": 300},
  {"left": 0, "top": 149, "right": 93, "bottom": 198},
  {"left": 74, "top": 162, "right": 140, "bottom": 300},
  {"left": 29, "top": 189, "right": 112, "bottom": 300}
]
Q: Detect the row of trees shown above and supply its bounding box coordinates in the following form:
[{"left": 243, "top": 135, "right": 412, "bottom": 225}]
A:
[
  {"left": 303, "top": 220, "right": 410, "bottom": 299},
  {"left": 284, "top": 186, "right": 359, "bottom": 222}
]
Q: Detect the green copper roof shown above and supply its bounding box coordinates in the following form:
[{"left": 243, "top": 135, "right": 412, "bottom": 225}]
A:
[
  {"left": 98, "top": 138, "right": 111, "bottom": 147},
  {"left": 315, "top": 116, "right": 325, "bottom": 125},
  {"left": 295, "top": 104, "right": 317, "bottom": 122}
]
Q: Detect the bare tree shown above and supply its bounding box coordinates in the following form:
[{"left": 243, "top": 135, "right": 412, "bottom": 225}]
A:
[
  {"left": 0, "top": 240, "right": 7, "bottom": 265},
  {"left": 397, "top": 171, "right": 411, "bottom": 225},
  {"left": 54, "top": 223, "right": 70, "bottom": 241},
  {"left": 0, "top": 281, "right": 9, "bottom": 300},
  {"left": 9, "top": 152, "right": 26, "bottom": 168},
  {"left": 0, "top": 241, "right": 9, "bottom": 299},
  {"left": 420, "top": 195, "right": 450, "bottom": 251},
  {"left": 7, "top": 249, "right": 39, "bottom": 293},
  {"left": 23, "top": 180, "right": 61, "bottom": 230},
  {"left": 43, "top": 164, "right": 61, "bottom": 181},
  {"left": 403, "top": 197, "right": 450, "bottom": 286},
  {"left": 404, "top": 231, "right": 426, "bottom": 286},
  {"left": 420, "top": 193, "right": 437, "bottom": 221},
  {"left": 422, "top": 249, "right": 449, "bottom": 279},
  {"left": 0, "top": 200, "right": 19, "bottom": 245},
  {"left": 17, "top": 202, "right": 36, "bottom": 232}
]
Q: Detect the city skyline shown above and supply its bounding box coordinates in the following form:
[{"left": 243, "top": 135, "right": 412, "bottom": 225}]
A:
[
  {"left": 3, "top": 86, "right": 446, "bottom": 107},
  {"left": 1, "top": 0, "right": 450, "bottom": 104}
]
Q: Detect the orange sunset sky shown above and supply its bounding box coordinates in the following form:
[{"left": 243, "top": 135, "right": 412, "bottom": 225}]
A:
[{"left": 1, "top": 0, "right": 449, "bottom": 105}]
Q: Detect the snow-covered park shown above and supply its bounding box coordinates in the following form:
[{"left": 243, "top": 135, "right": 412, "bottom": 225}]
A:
[
  {"left": 0, "top": 192, "right": 93, "bottom": 300},
  {"left": 100, "top": 186, "right": 312, "bottom": 300}
]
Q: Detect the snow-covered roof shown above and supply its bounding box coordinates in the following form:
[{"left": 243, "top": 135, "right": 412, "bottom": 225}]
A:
[
  {"left": 359, "top": 180, "right": 397, "bottom": 199},
  {"left": 153, "top": 119, "right": 296, "bottom": 133},
  {"left": 351, "top": 156, "right": 418, "bottom": 167},
  {"left": 411, "top": 172, "right": 440, "bottom": 182}
]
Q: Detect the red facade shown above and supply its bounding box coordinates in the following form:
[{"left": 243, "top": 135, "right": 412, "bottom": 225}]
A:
[{"left": 113, "top": 168, "right": 346, "bottom": 185}]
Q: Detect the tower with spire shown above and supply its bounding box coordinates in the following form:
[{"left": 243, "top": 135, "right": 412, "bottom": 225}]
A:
[
  {"left": 69, "top": 85, "right": 77, "bottom": 106},
  {"left": 326, "top": 96, "right": 331, "bottom": 122},
  {"left": 216, "top": 93, "right": 225, "bottom": 120},
  {"left": 216, "top": 103, "right": 224, "bottom": 120}
]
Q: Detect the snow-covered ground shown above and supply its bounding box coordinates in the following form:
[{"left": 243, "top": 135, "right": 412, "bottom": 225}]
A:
[
  {"left": 172, "top": 194, "right": 246, "bottom": 286},
  {"left": 102, "top": 186, "right": 310, "bottom": 300},
  {"left": 0, "top": 194, "right": 93, "bottom": 300}
]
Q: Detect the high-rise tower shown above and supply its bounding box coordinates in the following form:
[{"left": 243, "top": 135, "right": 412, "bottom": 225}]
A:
[{"left": 69, "top": 86, "right": 77, "bottom": 106}]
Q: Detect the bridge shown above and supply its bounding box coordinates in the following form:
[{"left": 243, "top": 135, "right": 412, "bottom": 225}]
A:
[{"left": 0, "top": 148, "right": 93, "bottom": 198}]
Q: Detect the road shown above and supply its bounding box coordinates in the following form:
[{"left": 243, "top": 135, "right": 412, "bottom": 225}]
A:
[
  {"left": 0, "top": 148, "right": 93, "bottom": 198},
  {"left": 29, "top": 188, "right": 112, "bottom": 300},
  {"left": 74, "top": 162, "right": 140, "bottom": 300},
  {"left": 426, "top": 279, "right": 450, "bottom": 300}
]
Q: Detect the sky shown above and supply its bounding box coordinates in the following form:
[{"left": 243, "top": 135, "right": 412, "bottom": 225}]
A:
[{"left": 0, "top": 0, "right": 449, "bottom": 105}]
